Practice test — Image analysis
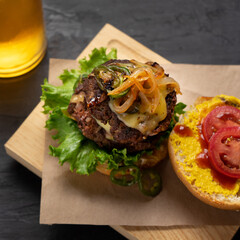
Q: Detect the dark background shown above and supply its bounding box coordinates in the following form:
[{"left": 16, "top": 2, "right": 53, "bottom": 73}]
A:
[{"left": 1, "top": 0, "right": 240, "bottom": 239}]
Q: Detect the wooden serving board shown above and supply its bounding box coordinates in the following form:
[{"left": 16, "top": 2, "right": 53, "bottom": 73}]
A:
[{"left": 4, "top": 24, "right": 238, "bottom": 240}]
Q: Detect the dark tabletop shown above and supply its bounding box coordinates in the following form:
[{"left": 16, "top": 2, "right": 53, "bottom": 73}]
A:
[{"left": 1, "top": 0, "right": 240, "bottom": 239}]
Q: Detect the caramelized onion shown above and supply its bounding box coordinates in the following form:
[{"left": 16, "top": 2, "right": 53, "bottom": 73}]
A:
[
  {"left": 139, "top": 91, "right": 151, "bottom": 113},
  {"left": 113, "top": 86, "right": 139, "bottom": 113},
  {"left": 108, "top": 63, "right": 180, "bottom": 115},
  {"left": 157, "top": 76, "right": 181, "bottom": 95},
  {"left": 141, "top": 67, "right": 157, "bottom": 94},
  {"left": 152, "top": 88, "right": 160, "bottom": 113},
  {"left": 107, "top": 78, "right": 135, "bottom": 96}
]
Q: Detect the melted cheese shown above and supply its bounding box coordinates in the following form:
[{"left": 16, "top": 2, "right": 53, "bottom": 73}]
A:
[
  {"left": 169, "top": 95, "right": 240, "bottom": 196},
  {"left": 109, "top": 87, "right": 168, "bottom": 135},
  {"left": 70, "top": 92, "right": 85, "bottom": 103},
  {"left": 93, "top": 118, "right": 113, "bottom": 140}
]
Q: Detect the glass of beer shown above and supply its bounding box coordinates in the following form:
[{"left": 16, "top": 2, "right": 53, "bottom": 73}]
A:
[{"left": 0, "top": 0, "right": 47, "bottom": 78}]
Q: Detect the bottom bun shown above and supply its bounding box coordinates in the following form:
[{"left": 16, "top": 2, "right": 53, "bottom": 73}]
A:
[
  {"left": 168, "top": 142, "right": 240, "bottom": 210},
  {"left": 96, "top": 162, "right": 112, "bottom": 176},
  {"left": 168, "top": 95, "right": 240, "bottom": 210}
]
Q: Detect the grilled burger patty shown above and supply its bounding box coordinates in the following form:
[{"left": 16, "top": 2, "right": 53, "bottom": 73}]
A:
[{"left": 68, "top": 60, "right": 176, "bottom": 153}]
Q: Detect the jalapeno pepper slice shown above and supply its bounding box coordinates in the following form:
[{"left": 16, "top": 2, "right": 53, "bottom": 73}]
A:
[
  {"left": 138, "top": 169, "right": 162, "bottom": 197},
  {"left": 108, "top": 66, "right": 131, "bottom": 98},
  {"left": 110, "top": 88, "right": 130, "bottom": 99},
  {"left": 93, "top": 65, "right": 118, "bottom": 91},
  {"left": 108, "top": 65, "right": 131, "bottom": 76},
  {"left": 110, "top": 166, "right": 140, "bottom": 186},
  {"left": 93, "top": 65, "right": 131, "bottom": 92}
]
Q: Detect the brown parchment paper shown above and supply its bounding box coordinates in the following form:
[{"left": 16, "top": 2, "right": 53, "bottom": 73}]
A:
[{"left": 40, "top": 59, "right": 240, "bottom": 225}]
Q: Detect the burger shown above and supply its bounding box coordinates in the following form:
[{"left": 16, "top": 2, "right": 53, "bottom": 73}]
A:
[{"left": 42, "top": 48, "right": 184, "bottom": 197}]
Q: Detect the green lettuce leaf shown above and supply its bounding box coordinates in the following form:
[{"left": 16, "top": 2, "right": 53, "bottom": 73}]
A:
[
  {"left": 41, "top": 47, "right": 117, "bottom": 113},
  {"left": 41, "top": 69, "right": 80, "bottom": 113},
  {"left": 171, "top": 102, "right": 187, "bottom": 127},
  {"left": 46, "top": 108, "right": 84, "bottom": 163},
  {"left": 79, "top": 47, "right": 117, "bottom": 75},
  {"left": 156, "top": 102, "right": 186, "bottom": 146},
  {"left": 106, "top": 148, "right": 141, "bottom": 170}
]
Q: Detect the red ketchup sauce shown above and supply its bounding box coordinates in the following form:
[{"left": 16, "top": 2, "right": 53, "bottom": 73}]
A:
[
  {"left": 174, "top": 124, "right": 193, "bottom": 137},
  {"left": 197, "top": 123, "right": 237, "bottom": 190}
]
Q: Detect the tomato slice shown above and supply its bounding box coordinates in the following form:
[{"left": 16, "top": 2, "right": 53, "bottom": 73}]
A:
[
  {"left": 202, "top": 105, "right": 240, "bottom": 142},
  {"left": 208, "top": 126, "right": 240, "bottom": 179}
]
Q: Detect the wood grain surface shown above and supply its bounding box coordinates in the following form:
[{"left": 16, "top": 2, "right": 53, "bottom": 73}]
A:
[{"left": 4, "top": 24, "right": 239, "bottom": 240}]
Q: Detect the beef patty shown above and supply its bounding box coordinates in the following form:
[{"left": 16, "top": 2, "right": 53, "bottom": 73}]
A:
[{"left": 68, "top": 60, "right": 177, "bottom": 153}]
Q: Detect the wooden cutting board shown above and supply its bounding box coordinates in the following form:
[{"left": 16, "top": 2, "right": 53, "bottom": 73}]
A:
[{"left": 4, "top": 24, "right": 238, "bottom": 240}]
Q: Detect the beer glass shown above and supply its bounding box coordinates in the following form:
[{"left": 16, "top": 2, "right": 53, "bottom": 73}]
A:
[{"left": 0, "top": 0, "right": 47, "bottom": 78}]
